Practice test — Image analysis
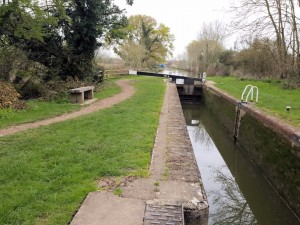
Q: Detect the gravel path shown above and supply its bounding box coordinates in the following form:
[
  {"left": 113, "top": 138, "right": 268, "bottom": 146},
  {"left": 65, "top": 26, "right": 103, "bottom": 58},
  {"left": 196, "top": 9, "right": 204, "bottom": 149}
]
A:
[{"left": 0, "top": 79, "right": 135, "bottom": 137}]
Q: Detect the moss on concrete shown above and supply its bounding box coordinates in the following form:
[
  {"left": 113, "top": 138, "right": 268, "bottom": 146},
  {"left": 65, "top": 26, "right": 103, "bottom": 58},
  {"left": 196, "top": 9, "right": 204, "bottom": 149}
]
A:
[
  {"left": 203, "top": 86, "right": 300, "bottom": 217},
  {"left": 238, "top": 112, "right": 300, "bottom": 215},
  {"left": 203, "top": 88, "right": 237, "bottom": 137}
]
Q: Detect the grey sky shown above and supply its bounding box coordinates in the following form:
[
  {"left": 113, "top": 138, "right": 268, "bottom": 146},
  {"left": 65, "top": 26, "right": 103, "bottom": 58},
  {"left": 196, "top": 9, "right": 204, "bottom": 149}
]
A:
[{"left": 114, "top": 0, "right": 232, "bottom": 58}]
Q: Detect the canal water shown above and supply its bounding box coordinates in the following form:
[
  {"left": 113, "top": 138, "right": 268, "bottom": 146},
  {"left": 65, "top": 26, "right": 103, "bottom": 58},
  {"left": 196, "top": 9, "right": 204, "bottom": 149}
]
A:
[
  {"left": 182, "top": 102, "right": 300, "bottom": 225},
  {"left": 162, "top": 68, "right": 198, "bottom": 78}
]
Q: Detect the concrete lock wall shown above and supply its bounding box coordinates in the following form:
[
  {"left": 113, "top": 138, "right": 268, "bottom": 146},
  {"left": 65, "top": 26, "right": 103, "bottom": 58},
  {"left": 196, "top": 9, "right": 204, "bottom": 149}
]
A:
[
  {"left": 202, "top": 85, "right": 300, "bottom": 217},
  {"left": 201, "top": 87, "right": 237, "bottom": 136}
]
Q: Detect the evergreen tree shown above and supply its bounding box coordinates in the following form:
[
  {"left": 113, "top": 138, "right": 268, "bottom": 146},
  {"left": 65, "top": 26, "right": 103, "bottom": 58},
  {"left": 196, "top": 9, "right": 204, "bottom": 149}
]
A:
[
  {"left": 0, "top": 0, "right": 133, "bottom": 81},
  {"left": 63, "top": 0, "right": 130, "bottom": 79}
]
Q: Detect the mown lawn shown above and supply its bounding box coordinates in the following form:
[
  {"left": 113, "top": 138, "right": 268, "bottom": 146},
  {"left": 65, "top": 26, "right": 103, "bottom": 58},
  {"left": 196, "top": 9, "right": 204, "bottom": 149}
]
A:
[
  {"left": 94, "top": 77, "right": 121, "bottom": 99},
  {"left": 207, "top": 76, "right": 300, "bottom": 127},
  {"left": 0, "top": 79, "right": 120, "bottom": 129},
  {"left": 0, "top": 76, "right": 165, "bottom": 225}
]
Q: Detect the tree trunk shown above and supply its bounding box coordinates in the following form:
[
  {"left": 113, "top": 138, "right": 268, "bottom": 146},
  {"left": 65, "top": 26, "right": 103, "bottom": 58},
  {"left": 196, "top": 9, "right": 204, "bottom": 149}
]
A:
[
  {"left": 264, "top": 0, "right": 288, "bottom": 78},
  {"left": 290, "top": 0, "right": 300, "bottom": 76}
]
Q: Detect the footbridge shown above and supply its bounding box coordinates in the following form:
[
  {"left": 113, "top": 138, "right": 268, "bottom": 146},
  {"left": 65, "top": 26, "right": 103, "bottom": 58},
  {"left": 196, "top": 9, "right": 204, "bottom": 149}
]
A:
[{"left": 131, "top": 71, "right": 206, "bottom": 100}]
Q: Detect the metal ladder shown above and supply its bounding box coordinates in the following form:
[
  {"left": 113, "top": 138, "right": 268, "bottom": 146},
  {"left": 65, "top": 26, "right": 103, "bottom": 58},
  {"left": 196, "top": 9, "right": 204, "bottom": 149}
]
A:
[
  {"left": 241, "top": 84, "right": 259, "bottom": 103},
  {"left": 234, "top": 85, "right": 259, "bottom": 140}
]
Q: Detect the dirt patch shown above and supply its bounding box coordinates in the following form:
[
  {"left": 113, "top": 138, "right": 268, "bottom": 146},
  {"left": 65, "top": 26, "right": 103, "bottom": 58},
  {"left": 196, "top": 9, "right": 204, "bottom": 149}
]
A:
[{"left": 98, "top": 176, "right": 137, "bottom": 191}]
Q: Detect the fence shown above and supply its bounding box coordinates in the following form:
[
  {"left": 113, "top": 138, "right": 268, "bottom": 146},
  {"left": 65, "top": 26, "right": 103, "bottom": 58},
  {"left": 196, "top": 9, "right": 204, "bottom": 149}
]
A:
[{"left": 104, "top": 69, "right": 129, "bottom": 78}]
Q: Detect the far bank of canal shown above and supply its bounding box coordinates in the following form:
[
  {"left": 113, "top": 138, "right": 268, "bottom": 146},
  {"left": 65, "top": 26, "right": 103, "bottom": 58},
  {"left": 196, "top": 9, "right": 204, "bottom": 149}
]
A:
[{"left": 182, "top": 102, "right": 300, "bottom": 225}]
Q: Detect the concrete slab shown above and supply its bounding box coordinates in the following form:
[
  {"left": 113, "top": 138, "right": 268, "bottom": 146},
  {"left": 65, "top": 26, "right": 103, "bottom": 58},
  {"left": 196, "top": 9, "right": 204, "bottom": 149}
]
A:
[
  {"left": 70, "top": 192, "right": 145, "bottom": 225},
  {"left": 122, "top": 178, "right": 157, "bottom": 200},
  {"left": 157, "top": 181, "right": 203, "bottom": 203},
  {"left": 80, "top": 98, "right": 97, "bottom": 105}
]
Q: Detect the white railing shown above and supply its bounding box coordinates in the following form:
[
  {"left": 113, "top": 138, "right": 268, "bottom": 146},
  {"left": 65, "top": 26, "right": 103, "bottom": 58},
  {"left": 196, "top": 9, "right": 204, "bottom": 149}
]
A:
[{"left": 241, "top": 85, "right": 259, "bottom": 103}]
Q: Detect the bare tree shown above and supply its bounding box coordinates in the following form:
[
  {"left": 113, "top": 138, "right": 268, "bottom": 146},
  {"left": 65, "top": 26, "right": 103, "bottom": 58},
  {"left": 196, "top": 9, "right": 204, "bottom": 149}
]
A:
[
  {"left": 186, "top": 21, "right": 225, "bottom": 74},
  {"left": 197, "top": 21, "right": 227, "bottom": 44},
  {"left": 209, "top": 166, "right": 257, "bottom": 225},
  {"left": 287, "top": 0, "right": 300, "bottom": 75},
  {"left": 230, "top": 0, "right": 300, "bottom": 79}
]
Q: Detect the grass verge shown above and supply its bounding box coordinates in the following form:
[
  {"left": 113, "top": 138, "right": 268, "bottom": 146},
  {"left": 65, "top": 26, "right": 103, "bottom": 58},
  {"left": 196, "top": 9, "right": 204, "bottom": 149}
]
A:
[
  {"left": 0, "top": 76, "right": 165, "bottom": 225},
  {"left": 207, "top": 76, "right": 300, "bottom": 127},
  {"left": 0, "top": 79, "right": 121, "bottom": 129},
  {"left": 94, "top": 78, "right": 121, "bottom": 99}
]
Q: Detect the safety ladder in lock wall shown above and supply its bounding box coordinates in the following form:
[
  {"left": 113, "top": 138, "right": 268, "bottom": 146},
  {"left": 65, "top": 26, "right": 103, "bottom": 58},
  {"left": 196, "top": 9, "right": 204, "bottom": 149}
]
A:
[
  {"left": 241, "top": 84, "right": 259, "bottom": 103},
  {"left": 234, "top": 85, "right": 259, "bottom": 141}
]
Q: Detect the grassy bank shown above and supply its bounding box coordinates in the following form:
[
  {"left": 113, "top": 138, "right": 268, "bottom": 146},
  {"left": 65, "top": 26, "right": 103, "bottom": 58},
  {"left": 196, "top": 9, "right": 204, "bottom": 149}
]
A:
[
  {"left": 0, "top": 79, "right": 120, "bottom": 129},
  {"left": 94, "top": 77, "right": 121, "bottom": 99},
  {"left": 0, "top": 76, "right": 165, "bottom": 225},
  {"left": 207, "top": 76, "right": 300, "bottom": 127}
]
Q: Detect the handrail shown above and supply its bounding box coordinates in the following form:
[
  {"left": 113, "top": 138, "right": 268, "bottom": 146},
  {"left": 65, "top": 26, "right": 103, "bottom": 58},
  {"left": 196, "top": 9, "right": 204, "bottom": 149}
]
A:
[{"left": 241, "top": 84, "right": 259, "bottom": 103}]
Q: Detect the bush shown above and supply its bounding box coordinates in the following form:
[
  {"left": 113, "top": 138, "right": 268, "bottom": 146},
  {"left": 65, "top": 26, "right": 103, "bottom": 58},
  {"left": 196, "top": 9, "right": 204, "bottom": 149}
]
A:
[
  {"left": 17, "top": 76, "right": 89, "bottom": 102},
  {"left": 207, "top": 63, "right": 231, "bottom": 76},
  {"left": 11, "top": 100, "right": 27, "bottom": 110},
  {"left": 281, "top": 73, "right": 300, "bottom": 89},
  {"left": 0, "top": 82, "right": 21, "bottom": 109},
  {"left": 281, "top": 81, "right": 300, "bottom": 89},
  {"left": 19, "top": 79, "right": 45, "bottom": 100},
  {"left": 43, "top": 77, "right": 88, "bottom": 102}
]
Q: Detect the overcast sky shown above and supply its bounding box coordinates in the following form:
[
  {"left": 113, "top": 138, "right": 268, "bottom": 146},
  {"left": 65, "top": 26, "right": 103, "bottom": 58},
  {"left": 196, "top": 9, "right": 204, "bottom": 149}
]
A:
[{"left": 114, "top": 0, "right": 233, "bottom": 58}]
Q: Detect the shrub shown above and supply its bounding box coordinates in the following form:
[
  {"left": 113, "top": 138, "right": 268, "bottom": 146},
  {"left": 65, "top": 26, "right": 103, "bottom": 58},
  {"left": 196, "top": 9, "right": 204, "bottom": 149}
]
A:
[
  {"left": 0, "top": 82, "right": 21, "bottom": 109},
  {"left": 17, "top": 76, "right": 89, "bottom": 102},
  {"left": 11, "top": 100, "right": 27, "bottom": 110},
  {"left": 19, "top": 79, "right": 45, "bottom": 100},
  {"left": 43, "top": 77, "right": 88, "bottom": 102},
  {"left": 206, "top": 62, "right": 231, "bottom": 76},
  {"left": 281, "top": 74, "right": 300, "bottom": 89}
]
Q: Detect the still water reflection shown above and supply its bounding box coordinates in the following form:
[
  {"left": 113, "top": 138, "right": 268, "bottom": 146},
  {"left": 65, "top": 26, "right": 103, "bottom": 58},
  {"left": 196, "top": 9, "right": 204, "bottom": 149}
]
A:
[{"left": 182, "top": 103, "right": 300, "bottom": 225}]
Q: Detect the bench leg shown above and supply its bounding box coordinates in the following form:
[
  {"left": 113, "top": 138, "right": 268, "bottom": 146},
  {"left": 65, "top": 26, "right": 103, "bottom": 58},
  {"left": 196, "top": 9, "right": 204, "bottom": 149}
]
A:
[
  {"left": 71, "top": 93, "right": 84, "bottom": 104},
  {"left": 84, "top": 90, "right": 94, "bottom": 100}
]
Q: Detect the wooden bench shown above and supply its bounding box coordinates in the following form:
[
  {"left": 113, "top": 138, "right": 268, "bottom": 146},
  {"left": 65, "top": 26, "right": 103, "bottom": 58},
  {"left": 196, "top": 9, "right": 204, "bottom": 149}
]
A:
[{"left": 69, "top": 86, "right": 95, "bottom": 104}]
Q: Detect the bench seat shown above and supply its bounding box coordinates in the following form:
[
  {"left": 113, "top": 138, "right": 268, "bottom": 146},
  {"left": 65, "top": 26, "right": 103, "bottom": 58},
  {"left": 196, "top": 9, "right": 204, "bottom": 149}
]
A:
[{"left": 69, "top": 86, "right": 95, "bottom": 104}]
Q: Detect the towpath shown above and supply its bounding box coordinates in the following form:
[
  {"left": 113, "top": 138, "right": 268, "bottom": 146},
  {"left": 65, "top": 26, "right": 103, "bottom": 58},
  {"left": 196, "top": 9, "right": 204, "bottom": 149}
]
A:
[{"left": 0, "top": 79, "right": 135, "bottom": 137}]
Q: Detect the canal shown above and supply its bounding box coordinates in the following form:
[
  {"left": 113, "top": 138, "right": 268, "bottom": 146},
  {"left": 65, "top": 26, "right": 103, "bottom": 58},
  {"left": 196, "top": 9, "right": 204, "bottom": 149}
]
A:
[
  {"left": 182, "top": 102, "right": 300, "bottom": 225},
  {"left": 162, "top": 68, "right": 197, "bottom": 78}
]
